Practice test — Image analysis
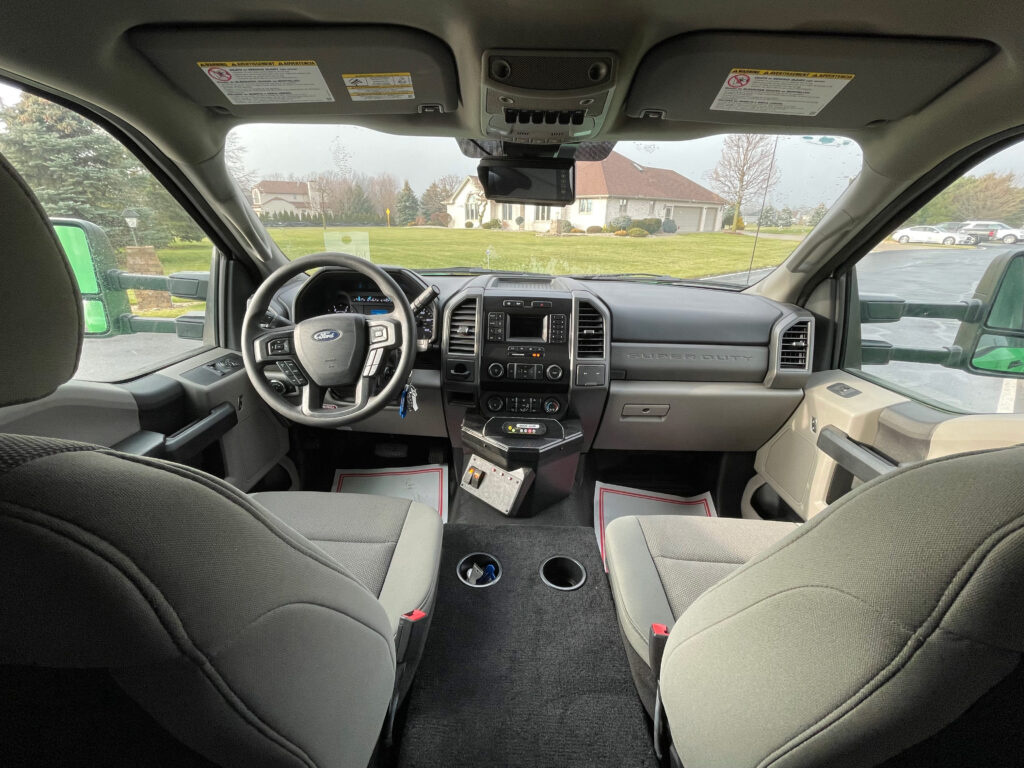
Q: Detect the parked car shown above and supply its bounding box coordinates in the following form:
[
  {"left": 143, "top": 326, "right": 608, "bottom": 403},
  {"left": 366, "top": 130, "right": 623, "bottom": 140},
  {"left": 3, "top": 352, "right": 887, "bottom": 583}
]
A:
[
  {"left": 892, "top": 225, "right": 976, "bottom": 245},
  {"left": 957, "top": 220, "right": 1016, "bottom": 242},
  {"left": 994, "top": 225, "right": 1024, "bottom": 243}
]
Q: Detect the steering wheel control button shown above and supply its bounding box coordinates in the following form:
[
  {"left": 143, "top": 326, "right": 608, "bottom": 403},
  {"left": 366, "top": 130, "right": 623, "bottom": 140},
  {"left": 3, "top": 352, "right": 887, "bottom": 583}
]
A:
[
  {"left": 363, "top": 347, "right": 384, "bottom": 376},
  {"left": 278, "top": 360, "right": 308, "bottom": 387},
  {"left": 488, "top": 362, "right": 505, "bottom": 379},
  {"left": 545, "top": 364, "right": 564, "bottom": 381},
  {"left": 543, "top": 398, "right": 561, "bottom": 415},
  {"left": 267, "top": 338, "right": 291, "bottom": 356},
  {"left": 371, "top": 325, "right": 389, "bottom": 342}
]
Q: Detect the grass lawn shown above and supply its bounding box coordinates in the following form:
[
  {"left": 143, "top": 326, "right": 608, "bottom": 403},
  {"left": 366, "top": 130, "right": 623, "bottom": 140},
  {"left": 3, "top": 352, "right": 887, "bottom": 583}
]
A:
[
  {"left": 253, "top": 227, "right": 796, "bottom": 279},
  {"left": 752, "top": 225, "right": 812, "bottom": 236},
  {"left": 149, "top": 228, "right": 792, "bottom": 317}
]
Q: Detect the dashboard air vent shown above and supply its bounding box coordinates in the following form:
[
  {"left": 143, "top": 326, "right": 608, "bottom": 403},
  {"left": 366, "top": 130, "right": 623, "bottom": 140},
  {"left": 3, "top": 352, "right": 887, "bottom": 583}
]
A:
[
  {"left": 576, "top": 301, "right": 605, "bottom": 358},
  {"left": 447, "top": 298, "right": 478, "bottom": 355},
  {"left": 779, "top": 319, "right": 811, "bottom": 370}
]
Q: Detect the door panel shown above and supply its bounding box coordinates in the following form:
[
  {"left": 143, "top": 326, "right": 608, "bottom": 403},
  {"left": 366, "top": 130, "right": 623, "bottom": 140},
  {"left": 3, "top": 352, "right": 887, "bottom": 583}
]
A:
[
  {"left": 0, "top": 381, "right": 140, "bottom": 446},
  {"left": 747, "top": 370, "right": 1024, "bottom": 520}
]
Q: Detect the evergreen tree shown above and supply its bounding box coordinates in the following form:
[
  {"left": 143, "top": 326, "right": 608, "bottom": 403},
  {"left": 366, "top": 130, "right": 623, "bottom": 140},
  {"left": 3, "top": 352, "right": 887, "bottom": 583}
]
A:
[
  {"left": 0, "top": 93, "right": 202, "bottom": 248},
  {"left": 419, "top": 181, "right": 448, "bottom": 221},
  {"left": 395, "top": 180, "right": 419, "bottom": 226},
  {"left": 343, "top": 183, "right": 377, "bottom": 225},
  {"left": 779, "top": 206, "right": 795, "bottom": 227},
  {"left": 808, "top": 202, "right": 829, "bottom": 226}
]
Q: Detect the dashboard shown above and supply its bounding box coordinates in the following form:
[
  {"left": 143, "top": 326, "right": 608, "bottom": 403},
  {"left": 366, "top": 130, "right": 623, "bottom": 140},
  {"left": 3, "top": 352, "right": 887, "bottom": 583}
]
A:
[{"left": 274, "top": 268, "right": 815, "bottom": 454}]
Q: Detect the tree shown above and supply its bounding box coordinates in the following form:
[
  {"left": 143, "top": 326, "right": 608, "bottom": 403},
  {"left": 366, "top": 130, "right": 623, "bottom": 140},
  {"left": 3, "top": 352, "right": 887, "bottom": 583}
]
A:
[
  {"left": 365, "top": 173, "right": 398, "bottom": 220},
  {"left": 308, "top": 171, "right": 346, "bottom": 228},
  {"left": 707, "top": 134, "right": 781, "bottom": 231},
  {"left": 759, "top": 204, "right": 780, "bottom": 227},
  {"left": 779, "top": 206, "right": 795, "bottom": 227},
  {"left": 225, "top": 133, "right": 256, "bottom": 194},
  {"left": 395, "top": 180, "right": 419, "bottom": 225},
  {"left": 808, "top": 202, "right": 829, "bottom": 226},
  {"left": 419, "top": 181, "right": 448, "bottom": 221},
  {"left": 340, "top": 182, "right": 377, "bottom": 224},
  {"left": 914, "top": 172, "right": 1024, "bottom": 224}
]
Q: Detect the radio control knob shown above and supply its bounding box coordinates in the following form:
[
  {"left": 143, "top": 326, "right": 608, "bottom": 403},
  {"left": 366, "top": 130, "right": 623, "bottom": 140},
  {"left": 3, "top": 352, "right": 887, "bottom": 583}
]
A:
[
  {"left": 545, "top": 364, "right": 563, "bottom": 381},
  {"left": 488, "top": 362, "right": 505, "bottom": 379},
  {"left": 543, "top": 398, "right": 561, "bottom": 415},
  {"left": 486, "top": 396, "right": 505, "bottom": 413}
]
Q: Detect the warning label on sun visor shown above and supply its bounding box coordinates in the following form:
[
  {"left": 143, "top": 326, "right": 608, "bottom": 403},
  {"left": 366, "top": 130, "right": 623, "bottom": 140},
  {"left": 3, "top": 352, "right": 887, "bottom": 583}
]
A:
[
  {"left": 197, "top": 61, "right": 334, "bottom": 105},
  {"left": 342, "top": 73, "right": 415, "bottom": 101},
  {"left": 711, "top": 69, "right": 854, "bottom": 117}
]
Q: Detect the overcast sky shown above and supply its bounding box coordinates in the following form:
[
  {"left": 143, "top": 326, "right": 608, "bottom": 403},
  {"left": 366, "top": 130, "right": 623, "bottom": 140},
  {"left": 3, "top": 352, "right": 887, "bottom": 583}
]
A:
[
  {"left": 4, "top": 81, "right": 1024, "bottom": 210},
  {"left": 232, "top": 123, "right": 864, "bottom": 209}
]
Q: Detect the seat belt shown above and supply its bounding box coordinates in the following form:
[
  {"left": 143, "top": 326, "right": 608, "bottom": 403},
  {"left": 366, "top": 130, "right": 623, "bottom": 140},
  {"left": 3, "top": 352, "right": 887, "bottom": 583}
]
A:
[
  {"left": 649, "top": 623, "right": 682, "bottom": 767},
  {"left": 383, "top": 609, "right": 430, "bottom": 746}
]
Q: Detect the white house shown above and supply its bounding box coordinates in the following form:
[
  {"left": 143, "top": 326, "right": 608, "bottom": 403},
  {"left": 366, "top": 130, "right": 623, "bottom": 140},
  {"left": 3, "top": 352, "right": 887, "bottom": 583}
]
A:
[
  {"left": 251, "top": 180, "right": 313, "bottom": 217},
  {"left": 445, "top": 151, "right": 726, "bottom": 232}
]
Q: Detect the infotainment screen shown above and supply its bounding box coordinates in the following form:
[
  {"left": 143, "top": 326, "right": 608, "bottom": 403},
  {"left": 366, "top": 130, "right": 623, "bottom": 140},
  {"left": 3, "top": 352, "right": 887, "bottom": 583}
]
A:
[{"left": 508, "top": 314, "right": 544, "bottom": 340}]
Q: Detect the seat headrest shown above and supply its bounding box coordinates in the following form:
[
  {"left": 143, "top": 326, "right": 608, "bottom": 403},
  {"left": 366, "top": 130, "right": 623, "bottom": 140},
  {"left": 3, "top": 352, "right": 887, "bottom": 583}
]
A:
[{"left": 0, "top": 154, "right": 83, "bottom": 406}]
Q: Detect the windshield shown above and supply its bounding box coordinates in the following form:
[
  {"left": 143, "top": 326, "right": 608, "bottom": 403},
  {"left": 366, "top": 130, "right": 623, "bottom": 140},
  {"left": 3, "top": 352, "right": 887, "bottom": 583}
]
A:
[{"left": 229, "top": 125, "right": 861, "bottom": 286}]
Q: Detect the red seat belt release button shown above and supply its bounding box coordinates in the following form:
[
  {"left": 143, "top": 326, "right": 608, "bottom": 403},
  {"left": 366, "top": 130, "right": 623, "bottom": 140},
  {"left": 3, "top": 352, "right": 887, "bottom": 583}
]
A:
[{"left": 649, "top": 623, "right": 670, "bottom": 680}]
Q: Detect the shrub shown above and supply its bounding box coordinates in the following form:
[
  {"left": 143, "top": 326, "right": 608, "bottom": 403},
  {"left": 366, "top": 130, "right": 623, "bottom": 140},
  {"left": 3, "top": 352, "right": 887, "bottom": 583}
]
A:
[
  {"left": 627, "top": 227, "right": 649, "bottom": 238},
  {"left": 553, "top": 218, "right": 574, "bottom": 234},
  {"left": 661, "top": 218, "right": 678, "bottom": 234},
  {"left": 586, "top": 225, "right": 603, "bottom": 234},
  {"left": 634, "top": 217, "right": 662, "bottom": 234},
  {"left": 613, "top": 229, "right": 629, "bottom": 237},
  {"left": 514, "top": 215, "right": 525, "bottom": 227},
  {"left": 570, "top": 227, "right": 584, "bottom": 233},
  {"left": 464, "top": 221, "right": 475, "bottom": 228},
  {"left": 481, "top": 218, "right": 502, "bottom": 230},
  {"left": 608, "top": 215, "right": 632, "bottom": 232}
]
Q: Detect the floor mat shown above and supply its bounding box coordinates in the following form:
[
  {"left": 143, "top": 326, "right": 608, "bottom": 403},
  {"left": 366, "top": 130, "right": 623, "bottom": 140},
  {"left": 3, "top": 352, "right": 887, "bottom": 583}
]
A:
[
  {"left": 594, "top": 482, "right": 717, "bottom": 570},
  {"left": 396, "top": 524, "right": 657, "bottom": 768},
  {"left": 332, "top": 464, "right": 448, "bottom": 522}
]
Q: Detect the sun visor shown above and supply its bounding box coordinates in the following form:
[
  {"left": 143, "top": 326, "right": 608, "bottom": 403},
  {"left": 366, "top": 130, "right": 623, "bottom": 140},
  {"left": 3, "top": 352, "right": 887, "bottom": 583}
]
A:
[
  {"left": 130, "top": 25, "right": 458, "bottom": 117},
  {"left": 625, "top": 32, "right": 995, "bottom": 128}
]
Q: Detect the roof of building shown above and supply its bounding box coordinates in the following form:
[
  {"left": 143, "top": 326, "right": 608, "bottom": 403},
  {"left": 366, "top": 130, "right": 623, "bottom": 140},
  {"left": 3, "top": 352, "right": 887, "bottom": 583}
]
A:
[
  {"left": 254, "top": 180, "right": 310, "bottom": 195},
  {"left": 257, "top": 196, "right": 310, "bottom": 209},
  {"left": 577, "top": 151, "right": 726, "bottom": 205},
  {"left": 445, "top": 152, "right": 726, "bottom": 208}
]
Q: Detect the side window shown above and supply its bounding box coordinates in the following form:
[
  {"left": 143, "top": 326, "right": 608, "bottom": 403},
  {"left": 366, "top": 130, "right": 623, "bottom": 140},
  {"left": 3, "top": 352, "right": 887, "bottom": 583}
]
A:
[
  {"left": 0, "top": 88, "right": 213, "bottom": 382},
  {"left": 847, "top": 140, "right": 1024, "bottom": 413}
]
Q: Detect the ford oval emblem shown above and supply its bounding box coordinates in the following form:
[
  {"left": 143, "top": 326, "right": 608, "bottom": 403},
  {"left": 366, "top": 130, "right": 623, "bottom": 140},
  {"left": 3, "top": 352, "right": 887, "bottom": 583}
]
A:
[{"left": 312, "top": 329, "right": 341, "bottom": 342}]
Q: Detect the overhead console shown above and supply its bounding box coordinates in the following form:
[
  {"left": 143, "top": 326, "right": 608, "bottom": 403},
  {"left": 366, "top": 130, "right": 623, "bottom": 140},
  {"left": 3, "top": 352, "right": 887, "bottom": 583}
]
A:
[
  {"left": 626, "top": 32, "right": 994, "bottom": 127},
  {"left": 130, "top": 25, "right": 458, "bottom": 117},
  {"left": 480, "top": 49, "right": 618, "bottom": 143}
]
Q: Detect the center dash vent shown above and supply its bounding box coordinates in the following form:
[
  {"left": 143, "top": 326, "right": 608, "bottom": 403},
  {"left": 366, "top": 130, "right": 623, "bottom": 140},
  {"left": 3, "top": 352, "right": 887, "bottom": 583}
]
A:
[
  {"left": 447, "top": 298, "right": 478, "bottom": 355},
  {"left": 779, "top": 319, "right": 811, "bottom": 370},
  {"left": 576, "top": 301, "right": 605, "bottom": 358}
]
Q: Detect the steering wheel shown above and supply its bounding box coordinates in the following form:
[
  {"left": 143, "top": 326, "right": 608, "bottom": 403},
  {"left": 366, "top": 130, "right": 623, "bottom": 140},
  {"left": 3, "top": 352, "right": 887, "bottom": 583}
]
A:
[{"left": 242, "top": 253, "right": 417, "bottom": 427}]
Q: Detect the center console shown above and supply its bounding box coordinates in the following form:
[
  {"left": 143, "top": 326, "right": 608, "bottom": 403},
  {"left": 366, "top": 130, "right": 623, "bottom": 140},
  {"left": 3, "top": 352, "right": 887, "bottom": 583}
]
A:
[
  {"left": 480, "top": 294, "right": 573, "bottom": 418},
  {"left": 442, "top": 277, "right": 610, "bottom": 517}
]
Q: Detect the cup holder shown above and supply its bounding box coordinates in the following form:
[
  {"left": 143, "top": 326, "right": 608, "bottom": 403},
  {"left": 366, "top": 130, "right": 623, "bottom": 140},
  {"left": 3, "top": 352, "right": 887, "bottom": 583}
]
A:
[
  {"left": 540, "top": 555, "right": 587, "bottom": 591},
  {"left": 457, "top": 552, "right": 502, "bottom": 588}
]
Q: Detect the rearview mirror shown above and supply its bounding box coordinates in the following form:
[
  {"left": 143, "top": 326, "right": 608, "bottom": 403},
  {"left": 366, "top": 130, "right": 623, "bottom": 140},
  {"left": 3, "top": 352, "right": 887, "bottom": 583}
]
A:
[
  {"left": 51, "top": 217, "right": 208, "bottom": 340},
  {"left": 477, "top": 157, "right": 575, "bottom": 205}
]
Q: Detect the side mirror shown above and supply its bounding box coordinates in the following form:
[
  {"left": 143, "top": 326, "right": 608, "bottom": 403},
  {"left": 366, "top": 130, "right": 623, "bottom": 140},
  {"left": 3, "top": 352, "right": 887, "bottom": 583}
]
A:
[
  {"left": 960, "top": 252, "right": 1024, "bottom": 375},
  {"left": 52, "top": 218, "right": 130, "bottom": 336},
  {"left": 51, "top": 217, "right": 209, "bottom": 341}
]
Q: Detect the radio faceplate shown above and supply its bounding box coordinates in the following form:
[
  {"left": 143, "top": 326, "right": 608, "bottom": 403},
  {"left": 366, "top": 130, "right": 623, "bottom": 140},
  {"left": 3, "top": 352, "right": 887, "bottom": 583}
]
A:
[{"left": 481, "top": 294, "right": 572, "bottom": 418}]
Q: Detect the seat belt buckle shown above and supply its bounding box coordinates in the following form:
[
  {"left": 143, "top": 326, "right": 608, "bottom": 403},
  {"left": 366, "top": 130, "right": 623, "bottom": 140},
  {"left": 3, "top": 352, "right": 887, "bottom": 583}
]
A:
[
  {"left": 648, "top": 623, "right": 670, "bottom": 680},
  {"left": 396, "top": 609, "right": 428, "bottom": 663}
]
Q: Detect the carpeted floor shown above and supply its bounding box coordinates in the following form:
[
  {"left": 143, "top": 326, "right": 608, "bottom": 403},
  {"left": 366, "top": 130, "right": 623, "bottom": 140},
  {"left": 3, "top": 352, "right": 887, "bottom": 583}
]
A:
[{"left": 395, "top": 524, "right": 658, "bottom": 768}]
